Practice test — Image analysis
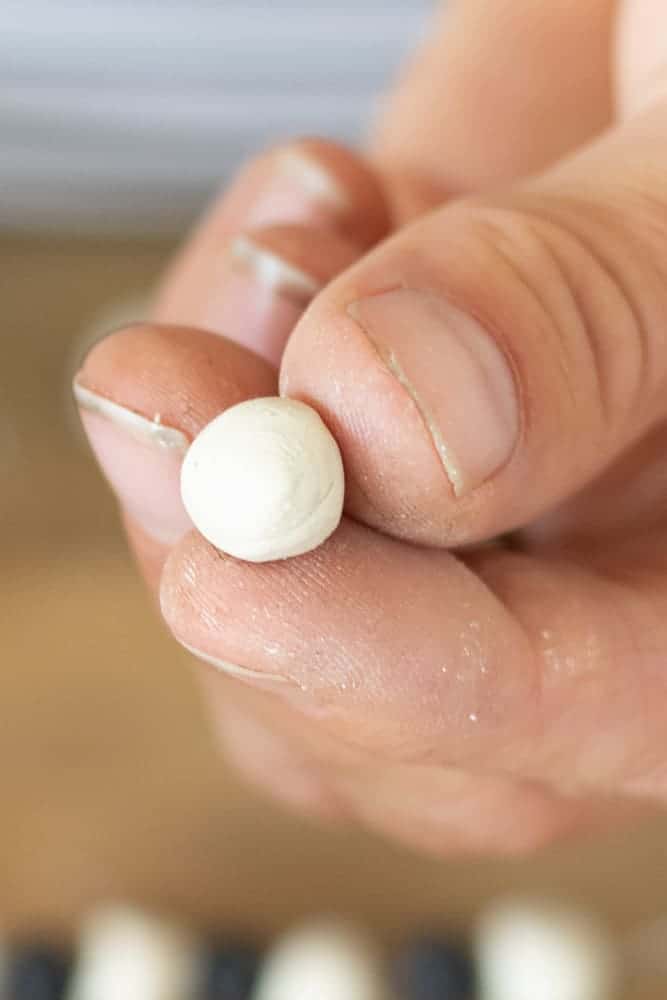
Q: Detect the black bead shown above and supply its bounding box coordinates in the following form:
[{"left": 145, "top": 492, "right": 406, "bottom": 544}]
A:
[
  {"left": 392, "top": 935, "right": 476, "bottom": 1000},
  {"left": 6, "top": 946, "right": 71, "bottom": 1000},
  {"left": 199, "top": 942, "right": 261, "bottom": 1000}
]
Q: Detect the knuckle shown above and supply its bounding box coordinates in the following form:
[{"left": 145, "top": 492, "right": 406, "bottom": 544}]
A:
[
  {"left": 545, "top": 192, "right": 666, "bottom": 425},
  {"left": 438, "top": 201, "right": 603, "bottom": 444},
  {"left": 451, "top": 196, "right": 659, "bottom": 438}
]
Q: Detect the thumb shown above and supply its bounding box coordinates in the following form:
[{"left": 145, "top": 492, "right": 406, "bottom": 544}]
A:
[{"left": 280, "top": 100, "right": 667, "bottom": 547}]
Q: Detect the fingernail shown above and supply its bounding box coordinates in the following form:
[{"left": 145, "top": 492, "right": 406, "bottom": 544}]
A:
[
  {"left": 202, "top": 235, "right": 320, "bottom": 366},
  {"left": 348, "top": 289, "right": 519, "bottom": 496},
  {"left": 246, "top": 148, "right": 349, "bottom": 230},
  {"left": 73, "top": 381, "right": 192, "bottom": 543},
  {"left": 179, "top": 641, "right": 293, "bottom": 689}
]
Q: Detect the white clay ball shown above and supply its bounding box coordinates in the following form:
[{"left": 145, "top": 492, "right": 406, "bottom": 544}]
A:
[
  {"left": 180, "top": 397, "right": 344, "bottom": 562},
  {"left": 476, "top": 898, "right": 619, "bottom": 1000},
  {"left": 66, "top": 906, "right": 199, "bottom": 1000},
  {"left": 252, "top": 920, "right": 389, "bottom": 1000}
]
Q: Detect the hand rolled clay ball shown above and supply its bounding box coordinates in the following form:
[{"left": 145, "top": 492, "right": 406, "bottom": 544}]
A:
[{"left": 180, "top": 397, "right": 345, "bottom": 562}]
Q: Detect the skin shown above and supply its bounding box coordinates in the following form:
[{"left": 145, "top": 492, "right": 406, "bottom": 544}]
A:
[{"left": 75, "top": 0, "right": 667, "bottom": 855}]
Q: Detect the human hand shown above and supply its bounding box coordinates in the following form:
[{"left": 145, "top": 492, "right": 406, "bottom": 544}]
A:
[{"left": 75, "top": 0, "right": 667, "bottom": 855}]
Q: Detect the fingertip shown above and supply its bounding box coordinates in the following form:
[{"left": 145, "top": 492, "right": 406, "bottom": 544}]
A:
[
  {"left": 74, "top": 323, "right": 276, "bottom": 547},
  {"left": 75, "top": 322, "right": 275, "bottom": 438},
  {"left": 211, "top": 224, "right": 363, "bottom": 365},
  {"left": 153, "top": 137, "right": 386, "bottom": 354},
  {"left": 280, "top": 294, "right": 454, "bottom": 545},
  {"left": 238, "top": 222, "right": 361, "bottom": 289},
  {"left": 268, "top": 137, "right": 392, "bottom": 246}
]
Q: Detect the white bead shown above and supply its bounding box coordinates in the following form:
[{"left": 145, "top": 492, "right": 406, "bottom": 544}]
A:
[
  {"left": 66, "top": 906, "right": 199, "bottom": 1000},
  {"left": 476, "top": 898, "right": 619, "bottom": 1000},
  {"left": 252, "top": 921, "right": 389, "bottom": 1000},
  {"left": 181, "top": 397, "right": 345, "bottom": 562}
]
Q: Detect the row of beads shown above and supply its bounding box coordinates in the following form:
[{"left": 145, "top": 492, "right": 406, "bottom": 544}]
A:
[{"left": 0, "top": 899, "right": 619, "bottom": 999}]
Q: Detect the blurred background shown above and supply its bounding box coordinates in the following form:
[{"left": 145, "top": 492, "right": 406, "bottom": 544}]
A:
[
  {"left": 2, "top": 2, "right": 667, "bottom": 997},
  {"left": 1, "top": 0, "right": 431, "bottom": 235}
]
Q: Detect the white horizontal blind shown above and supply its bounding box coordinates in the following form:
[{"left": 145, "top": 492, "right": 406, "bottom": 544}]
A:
[{"left": 0, "top": 0, "right": 434, "bottom": 236}]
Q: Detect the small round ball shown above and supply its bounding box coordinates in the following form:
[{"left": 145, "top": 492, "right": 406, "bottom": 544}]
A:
[
  {"left": 252, "top": 921, "right": 388, "bottom": 1000},
  {"left": 180, "top": 397, "right": 345, "bottom": 562},
  {"left": 476, "top": 898, "right": 619, "bottom": 1000},
  {"left": 66, "top": 906, "right": 199, "bottom": 1000}
]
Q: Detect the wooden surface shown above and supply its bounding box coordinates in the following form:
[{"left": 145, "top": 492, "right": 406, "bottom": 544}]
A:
[{"left": 2, "top": 235, "right": 667, "bottom": 995}]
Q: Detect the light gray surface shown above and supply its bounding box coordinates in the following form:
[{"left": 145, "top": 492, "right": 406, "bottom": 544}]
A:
[{"left": 0, "top": 0, "right": 434, "bottom": 235}]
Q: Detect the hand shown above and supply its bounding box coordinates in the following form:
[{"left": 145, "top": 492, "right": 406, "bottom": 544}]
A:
[{"left": 75, "top": 0, "right": 667, "bottom": 856}]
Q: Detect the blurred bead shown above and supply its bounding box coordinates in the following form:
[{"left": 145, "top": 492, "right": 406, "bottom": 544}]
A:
[
  {"left": 200, "top": 943, "right": 260, "bottom": 1000},
  {"left": 476, "top": 899, "right": 619, "bottom": 1000},
  {"left": 392, "top": 935, "right": 475, "bottom": 1000},
  {"left": 252, "top": 920, "right": 389, "bottom": 1000},
  {"left": 66, "top": 906, "right": 199, "bottom": 1000},
  {"left": 6, "top": 946, "right": 71, "bottom": 1000}
]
